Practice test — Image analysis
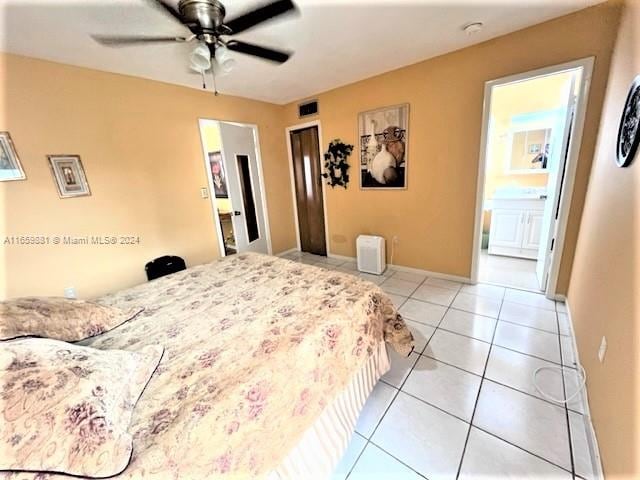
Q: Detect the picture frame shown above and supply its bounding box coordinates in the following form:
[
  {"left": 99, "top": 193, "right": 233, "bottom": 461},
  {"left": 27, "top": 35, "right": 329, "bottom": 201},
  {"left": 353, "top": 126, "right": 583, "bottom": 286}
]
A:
[
  {"left": 47, "top": 155, "right": 91, "bottom": 198},
  {"left": 209, "top": 151, "right": 228, "bottom": 198},
  {"left": 358, "top": 103, "right": 409, "bottom": 190},
  {"left": 528, "top": 143, "right": 542, "bottom": 154},
  {"left": 0, "top": 132, "right": 26, "bottom": 181}
]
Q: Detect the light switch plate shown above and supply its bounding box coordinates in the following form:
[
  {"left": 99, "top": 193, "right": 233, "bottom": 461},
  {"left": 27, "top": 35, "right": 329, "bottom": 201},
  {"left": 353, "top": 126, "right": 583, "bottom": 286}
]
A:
[{"left": 200, "top": 187, "right": 209, "bottom": 199}]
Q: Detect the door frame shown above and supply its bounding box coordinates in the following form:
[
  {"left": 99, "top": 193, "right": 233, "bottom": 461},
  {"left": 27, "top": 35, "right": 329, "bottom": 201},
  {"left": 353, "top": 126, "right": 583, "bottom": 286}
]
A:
[
  {"left": 197, "top": 118, "right": 273, "bottom": 257},
  {"left": 470, "top": 57, "right": 594, "bottom": 298},
  {"left": 285, "top": 120, "right": 330, "bottom": 255}
]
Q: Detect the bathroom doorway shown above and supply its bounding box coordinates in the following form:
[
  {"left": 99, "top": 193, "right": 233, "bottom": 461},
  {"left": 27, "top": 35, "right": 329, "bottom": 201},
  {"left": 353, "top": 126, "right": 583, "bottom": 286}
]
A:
[
  {"left": 471, "top": 58, "right": 593, "bottom": 296},
  {"left": 198, "top": 119, "right": 271, "bottom": 257}
]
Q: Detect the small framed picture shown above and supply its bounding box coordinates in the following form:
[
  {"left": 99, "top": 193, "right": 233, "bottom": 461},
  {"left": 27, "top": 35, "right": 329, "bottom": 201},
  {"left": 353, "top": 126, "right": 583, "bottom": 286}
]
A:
[
  {"left": 208, "top": 151, "right": 228, "bottom": 198},
  {"left": 48, "top": 155, "right": 91, "bottom": 198},
  {"left": 0, "top": 132, "right": 26, "bottom": 181}
]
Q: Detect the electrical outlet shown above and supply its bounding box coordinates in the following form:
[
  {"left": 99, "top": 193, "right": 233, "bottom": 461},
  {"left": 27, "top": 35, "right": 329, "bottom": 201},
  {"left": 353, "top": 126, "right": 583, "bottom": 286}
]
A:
[
  {"left": 598, "top": 336, "right": 607, "bottom": 363},
  {"left": 64, "top": 287, "right": 77, "bottom": 299},
  {"left": 392, "top": 235, "right": 399, "bottom": 244}
]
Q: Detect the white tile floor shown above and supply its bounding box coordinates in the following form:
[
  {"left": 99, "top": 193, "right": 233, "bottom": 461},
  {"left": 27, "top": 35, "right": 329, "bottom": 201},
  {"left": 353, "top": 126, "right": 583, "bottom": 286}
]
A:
[
  {"left": 281, "top": 251, "right": 596, "bottom": 480},
  {"left": 479, "top": 250, "right": 541, "bottom": 291}
]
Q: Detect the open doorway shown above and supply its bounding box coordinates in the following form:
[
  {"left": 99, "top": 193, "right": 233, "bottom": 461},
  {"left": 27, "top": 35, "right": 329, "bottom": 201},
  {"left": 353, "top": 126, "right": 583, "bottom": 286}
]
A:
[
  {"left": 198, "top": 119, "right": 271, "bottom": 257},
  {"left": 472, "top": 58, "right": 593, "bottom": 296}
]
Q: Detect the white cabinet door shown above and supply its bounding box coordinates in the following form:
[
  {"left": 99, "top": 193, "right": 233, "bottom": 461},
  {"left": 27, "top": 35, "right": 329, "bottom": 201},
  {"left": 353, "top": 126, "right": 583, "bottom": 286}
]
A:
[
  {"left": 522, "top": 211, "right": 544, "bottom": 251},
  {"left": 489, "top": 209, "right": 524, "bottom": 249}
]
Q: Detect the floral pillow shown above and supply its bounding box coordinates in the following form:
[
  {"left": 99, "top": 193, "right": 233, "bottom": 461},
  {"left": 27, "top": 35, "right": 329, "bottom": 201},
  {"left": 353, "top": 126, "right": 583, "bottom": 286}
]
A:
[
  {"left": 0, "top": 297, "right": 143, "bottom": 341},
  {"left": 0, "top": 338, "right": 163, "bottom": 478}
]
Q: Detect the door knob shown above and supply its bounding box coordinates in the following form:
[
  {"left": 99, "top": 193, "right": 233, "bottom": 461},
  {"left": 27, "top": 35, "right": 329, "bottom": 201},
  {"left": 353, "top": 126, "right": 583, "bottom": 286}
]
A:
[{"left": 233, "top": 211, "right": 242, "bottom": 216}]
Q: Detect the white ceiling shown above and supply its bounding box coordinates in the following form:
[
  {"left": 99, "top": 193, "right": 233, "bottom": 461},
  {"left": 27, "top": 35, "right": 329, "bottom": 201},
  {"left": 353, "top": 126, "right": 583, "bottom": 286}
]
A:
[{"left": 0, "top": 0, "right": 604, "bottom": 104}]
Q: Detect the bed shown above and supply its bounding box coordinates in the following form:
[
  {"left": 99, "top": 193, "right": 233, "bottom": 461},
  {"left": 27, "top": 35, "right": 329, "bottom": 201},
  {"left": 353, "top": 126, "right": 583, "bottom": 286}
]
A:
[{"left": 3, "top": 253, "right": 413, "bottom": 479}]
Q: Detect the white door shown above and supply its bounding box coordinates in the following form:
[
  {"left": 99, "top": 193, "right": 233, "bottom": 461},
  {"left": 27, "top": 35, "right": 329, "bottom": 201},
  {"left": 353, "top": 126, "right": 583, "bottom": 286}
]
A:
[
  {"left": 489, "top": 209, "right": 525, "bottom": 249},
  {"left": 218, "top": 122, "right": 268, "bottom": 254},
  {"left": 536, "top": 75, "right": 577, "bottom": 288}
]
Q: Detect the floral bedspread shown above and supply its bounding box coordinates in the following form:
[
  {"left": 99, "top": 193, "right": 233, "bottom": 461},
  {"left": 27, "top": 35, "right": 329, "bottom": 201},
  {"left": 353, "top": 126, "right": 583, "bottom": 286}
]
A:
[{"left": 3, "top": 253, "right": 413, "bottom": 479}]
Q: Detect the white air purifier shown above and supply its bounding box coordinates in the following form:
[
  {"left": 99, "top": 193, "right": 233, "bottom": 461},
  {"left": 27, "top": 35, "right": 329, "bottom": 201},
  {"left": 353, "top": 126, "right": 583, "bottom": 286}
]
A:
[{"left": 356, "top": 235, "right": 386, "bottom": 275}]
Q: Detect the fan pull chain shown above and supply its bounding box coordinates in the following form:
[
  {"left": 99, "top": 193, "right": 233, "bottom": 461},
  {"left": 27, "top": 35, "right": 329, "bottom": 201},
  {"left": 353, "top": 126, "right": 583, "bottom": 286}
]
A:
[
  {"left": 200, "top": 70, "right": 206, "bottom": 90},
  {"left": 210, "top": 67, "right": 219, "bottom": 96}
]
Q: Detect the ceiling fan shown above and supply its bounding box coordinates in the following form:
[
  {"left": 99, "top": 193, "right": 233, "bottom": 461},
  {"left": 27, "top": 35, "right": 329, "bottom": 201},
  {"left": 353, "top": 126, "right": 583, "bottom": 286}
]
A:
[{"left": 92, "top": 0, "right": 297, "bottom": 76}]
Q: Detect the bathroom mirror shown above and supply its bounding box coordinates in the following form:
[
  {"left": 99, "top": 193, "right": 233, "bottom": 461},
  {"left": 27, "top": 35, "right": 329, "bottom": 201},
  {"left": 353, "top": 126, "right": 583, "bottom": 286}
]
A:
[{"left": 507, "top": 127, "right": 552, "bottom": 173}]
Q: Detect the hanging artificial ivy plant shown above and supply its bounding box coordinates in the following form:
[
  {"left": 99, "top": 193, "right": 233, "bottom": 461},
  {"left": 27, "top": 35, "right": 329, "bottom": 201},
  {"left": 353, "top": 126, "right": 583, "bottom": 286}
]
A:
[{"left": 322, "top": 139, "right": 354, "bottom": 189}]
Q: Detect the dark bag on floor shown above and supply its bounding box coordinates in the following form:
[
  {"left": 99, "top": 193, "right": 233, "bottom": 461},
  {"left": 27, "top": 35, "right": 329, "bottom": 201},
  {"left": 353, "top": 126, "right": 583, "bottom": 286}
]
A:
[{"left": 145, "top": 255, "right": 186, "bottom": 281}]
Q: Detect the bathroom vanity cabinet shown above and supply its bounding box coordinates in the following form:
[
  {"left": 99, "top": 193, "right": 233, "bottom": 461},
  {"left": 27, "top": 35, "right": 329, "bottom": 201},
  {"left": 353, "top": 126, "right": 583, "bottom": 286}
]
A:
[{"left": 488, "top": 198, "right": 545, "bottom": 259}]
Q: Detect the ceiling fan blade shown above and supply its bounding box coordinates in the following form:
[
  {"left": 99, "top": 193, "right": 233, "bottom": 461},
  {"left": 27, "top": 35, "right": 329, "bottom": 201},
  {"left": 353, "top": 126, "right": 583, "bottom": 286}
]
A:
[
  {"left": 223, "top": 0, "right": 296, "bottom": 35},
  {"left": 92, "top": 35, "right": 184, "bottom": 46},
  {"left": 226, "top": 40, "right": 291, "bottom": 63}
]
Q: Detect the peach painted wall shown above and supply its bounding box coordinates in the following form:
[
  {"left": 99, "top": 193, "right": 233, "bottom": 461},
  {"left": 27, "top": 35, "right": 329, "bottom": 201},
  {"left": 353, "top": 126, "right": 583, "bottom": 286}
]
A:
[
  {"left": 567, "top": 0, "right": 640, "bottom": 476},
  {"left": 0, "top": 53, "right": 296, "bottom": 299},
  {"left": 282, "top": 2, "right": 621, "bottom": 294}
]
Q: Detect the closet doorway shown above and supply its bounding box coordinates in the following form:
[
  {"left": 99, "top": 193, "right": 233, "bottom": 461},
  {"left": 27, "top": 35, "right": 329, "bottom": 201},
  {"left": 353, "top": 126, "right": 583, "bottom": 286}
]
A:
[
  {"left": 286, "top": 121, "right": 329, "bottom": 256},
  {"left": 471, "top": 58, "right": 593, "bottom": 296},
  {"left": 198, "top": 119, "right": 271, "bottom": 257}
]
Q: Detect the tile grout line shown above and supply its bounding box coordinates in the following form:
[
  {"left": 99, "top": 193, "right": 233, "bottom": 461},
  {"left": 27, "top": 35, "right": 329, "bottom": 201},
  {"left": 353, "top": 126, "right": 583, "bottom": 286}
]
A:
[
  {"left": 454, "top": 285, "right": 506, "bottom": 479},
  {"left": 497, "top": 317, "right": 561, "bottom": 336},
  {"left": 556, "top": 305, "right": 577, "bottom": 479},
  {"left": 470, "top": 424, "right": 574, "bottom": 475}
]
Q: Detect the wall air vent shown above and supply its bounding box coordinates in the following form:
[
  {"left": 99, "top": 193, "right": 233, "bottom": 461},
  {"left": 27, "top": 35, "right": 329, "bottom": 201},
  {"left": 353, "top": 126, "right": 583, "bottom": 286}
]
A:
[{"left": 298, "top": 99, "right": 319, "bottom": 118}]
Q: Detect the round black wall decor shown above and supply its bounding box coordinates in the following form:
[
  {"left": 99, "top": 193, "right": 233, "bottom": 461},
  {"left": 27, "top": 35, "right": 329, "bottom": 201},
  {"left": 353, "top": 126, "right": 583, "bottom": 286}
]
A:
[{"left": 616, "top": 75, "right": 640, "bottom": 167}]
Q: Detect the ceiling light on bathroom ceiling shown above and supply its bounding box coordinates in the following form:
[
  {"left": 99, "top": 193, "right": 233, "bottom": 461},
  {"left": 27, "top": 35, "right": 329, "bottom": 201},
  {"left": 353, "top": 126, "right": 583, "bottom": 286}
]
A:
[{"left": 463, "top": 22, "right": 484, "bottom": 35}]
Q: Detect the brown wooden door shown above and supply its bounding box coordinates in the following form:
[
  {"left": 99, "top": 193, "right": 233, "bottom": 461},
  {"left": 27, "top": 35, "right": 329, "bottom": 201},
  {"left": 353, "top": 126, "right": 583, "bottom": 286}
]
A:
[{"left": 290, "top": 126, "right": 327, "bottom": 256}]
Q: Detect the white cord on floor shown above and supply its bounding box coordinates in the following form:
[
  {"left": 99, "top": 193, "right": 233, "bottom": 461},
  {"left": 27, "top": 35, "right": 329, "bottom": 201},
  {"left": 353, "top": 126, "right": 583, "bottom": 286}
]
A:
[{"left": 533, "top": 364, "right": 587, "bottom": 404}]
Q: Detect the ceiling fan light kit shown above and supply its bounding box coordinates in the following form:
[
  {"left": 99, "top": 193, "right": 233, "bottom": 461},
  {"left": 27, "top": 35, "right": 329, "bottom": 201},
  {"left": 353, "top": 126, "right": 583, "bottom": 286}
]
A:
[
  {"left": 92, "top": 0, "right": 296, "bottom": 92},
  {"left": 190, "top": 42, "right": 212, "bottom": 73},
  {"left": 215, "top": 45, "right": 236, "bottom": 74}
]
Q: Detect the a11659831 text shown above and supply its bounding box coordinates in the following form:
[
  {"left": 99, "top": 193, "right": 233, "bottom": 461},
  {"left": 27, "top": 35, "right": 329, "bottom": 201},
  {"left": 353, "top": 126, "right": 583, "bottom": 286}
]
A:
[{"left": 3, "top": 235, "right": 142, "bottom": 246}]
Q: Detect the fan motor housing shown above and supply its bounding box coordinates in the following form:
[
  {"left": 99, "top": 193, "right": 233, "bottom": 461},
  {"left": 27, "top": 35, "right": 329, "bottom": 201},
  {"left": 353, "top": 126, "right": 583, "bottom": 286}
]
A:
[{"left": 178, "top": 0, "right": 226, "bottom": 31}]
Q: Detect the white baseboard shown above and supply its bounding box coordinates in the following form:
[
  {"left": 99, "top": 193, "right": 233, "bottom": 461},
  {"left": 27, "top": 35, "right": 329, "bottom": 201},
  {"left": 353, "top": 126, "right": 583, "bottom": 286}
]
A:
[
  {"left": 327, "top": 253, "right": 355, "bottom": 263},
  {"left": 327, "top": 253, "right": 472, "bottom": 283},
  {"left": 564, "top": 299, "right": 604, "bottom": 480},
  {"left": 389, "top": 263, "right": 472, "bottom": 284},
  {"left": 276, "top": 248, "right": 300, "bottom": 257}
]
